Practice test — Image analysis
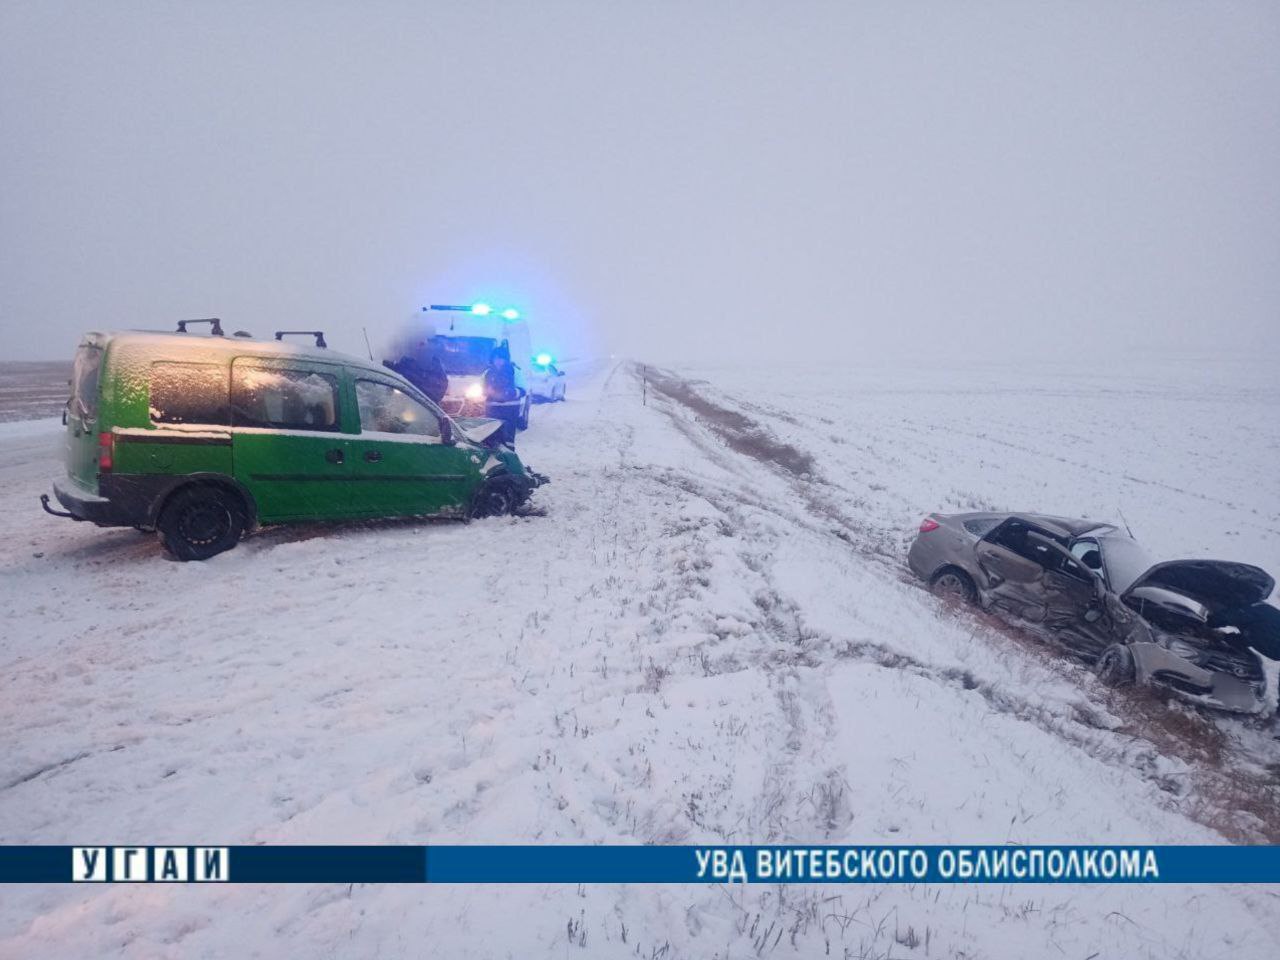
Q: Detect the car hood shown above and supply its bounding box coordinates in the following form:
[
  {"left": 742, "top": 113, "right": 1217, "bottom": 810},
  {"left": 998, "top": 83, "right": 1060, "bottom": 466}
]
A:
[
  {"left": 1122, "top": 560, "right": 1275, "bottom": 612},
  {"left": 454, "top": 416, "right": 504, "bottom": 445}
]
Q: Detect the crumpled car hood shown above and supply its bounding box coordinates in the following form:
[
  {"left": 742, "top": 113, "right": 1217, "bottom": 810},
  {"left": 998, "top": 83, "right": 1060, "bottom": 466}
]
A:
[
  {"left": 1123, "top": 560, "right": 1275, "bottom": 613},
  {"left": 453, "top": 417, "right": 504, "bottom": 445}
]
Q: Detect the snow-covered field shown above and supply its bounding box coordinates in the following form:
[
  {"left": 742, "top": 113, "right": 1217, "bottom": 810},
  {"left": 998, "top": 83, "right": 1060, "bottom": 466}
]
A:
[{"left": 1, "top": 358, "right": 1278, "bottom": 958}]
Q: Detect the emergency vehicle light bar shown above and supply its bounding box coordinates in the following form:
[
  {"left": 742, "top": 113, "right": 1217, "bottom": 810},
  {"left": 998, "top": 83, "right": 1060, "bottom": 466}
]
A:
[
  {"left": 427, "top": 304, "right": 493, "bottom": 315},
  {"left": 426, "top": 304, "right": 520, "bottom": 320}
]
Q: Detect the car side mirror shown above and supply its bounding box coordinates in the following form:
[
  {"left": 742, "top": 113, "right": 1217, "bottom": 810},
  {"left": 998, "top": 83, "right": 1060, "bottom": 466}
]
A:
[{"left": 440, "top": 418, "right": 454, "bottom": 445}]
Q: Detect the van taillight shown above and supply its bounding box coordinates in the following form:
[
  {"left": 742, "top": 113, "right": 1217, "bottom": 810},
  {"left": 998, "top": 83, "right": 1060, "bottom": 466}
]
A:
[
  {"left": 97, "top": 431, "right": 114, "bottom": 472},
  {"left": 919, "top": 517, "right": 939, "bottom": 532}
]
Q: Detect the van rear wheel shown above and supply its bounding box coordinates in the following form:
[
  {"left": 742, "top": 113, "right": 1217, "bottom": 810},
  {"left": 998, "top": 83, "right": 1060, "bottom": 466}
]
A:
[{"left": 158, "top": 486, "right": 245, "bottom": 561}]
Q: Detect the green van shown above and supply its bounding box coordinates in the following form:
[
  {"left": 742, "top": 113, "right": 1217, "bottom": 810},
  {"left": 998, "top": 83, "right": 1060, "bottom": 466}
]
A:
[{"left": 42, "top": 322, "right": 546, "bottom": 560}]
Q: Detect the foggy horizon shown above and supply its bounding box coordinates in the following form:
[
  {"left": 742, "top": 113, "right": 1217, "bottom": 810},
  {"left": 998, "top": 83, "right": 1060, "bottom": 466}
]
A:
[{"left": 2, "top": 1, "right": 1277, "bottom": 365}]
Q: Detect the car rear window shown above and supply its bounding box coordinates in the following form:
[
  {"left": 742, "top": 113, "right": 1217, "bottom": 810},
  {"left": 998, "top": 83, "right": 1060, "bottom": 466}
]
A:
[
  {"left": 150, "top": 362, "right": 230, "bottom": 425},
  {"left": 231, "top": 365, "right": 340, "bottom": 431},
  {"left": 963, "top": 518, "right": 1001, "bottom": 536},
  {"left": 70, "top": 345, "right": 102, "bottom": 420}
]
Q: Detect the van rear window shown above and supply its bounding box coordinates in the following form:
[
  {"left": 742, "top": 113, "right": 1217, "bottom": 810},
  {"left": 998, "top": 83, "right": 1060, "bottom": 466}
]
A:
[
  {"left": 150, "top": 362, "right": 230, "bottom": 425},
  {"left": 71, "top": 345, "right": 102, "bottom": 420}
]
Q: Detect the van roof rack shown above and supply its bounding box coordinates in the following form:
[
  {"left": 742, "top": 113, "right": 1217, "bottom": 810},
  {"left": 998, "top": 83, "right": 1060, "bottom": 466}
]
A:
[
  {"left": 176, "top": 318, "right": 224, "bottom": 336},
  {"left": 274, "top": 330, "right": 327, "bottom": 349}
]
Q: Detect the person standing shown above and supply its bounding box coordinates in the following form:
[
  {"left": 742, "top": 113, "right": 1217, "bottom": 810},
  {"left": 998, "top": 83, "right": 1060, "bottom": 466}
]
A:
[{"left": 482, "top": 347, "right": 521, "bottom": 444}]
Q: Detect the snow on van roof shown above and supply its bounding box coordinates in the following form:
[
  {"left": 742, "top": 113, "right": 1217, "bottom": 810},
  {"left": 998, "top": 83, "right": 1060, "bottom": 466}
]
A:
[{"left": 93, "top": 329, "right": 369, "bottom": 366}]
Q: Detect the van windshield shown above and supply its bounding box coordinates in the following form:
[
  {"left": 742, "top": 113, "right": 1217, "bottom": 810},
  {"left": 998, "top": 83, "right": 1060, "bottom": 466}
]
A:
[
  {"left": 429, "top": 336, "right": 496, "bottom": 376},
  {"left": 71, "top": 345, "right": 102, "bottom": 420}
]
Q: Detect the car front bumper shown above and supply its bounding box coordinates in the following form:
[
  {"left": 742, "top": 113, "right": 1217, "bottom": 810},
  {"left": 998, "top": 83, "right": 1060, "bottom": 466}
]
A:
[{"left": 1129, "top": 641, "right": 1280, "bottom": 716}]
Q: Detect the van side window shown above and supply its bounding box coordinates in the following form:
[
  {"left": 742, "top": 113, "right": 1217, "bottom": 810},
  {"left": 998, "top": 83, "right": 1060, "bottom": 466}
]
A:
[
  {"left": 150, "top": 362, "right": 230, "bottom": 425},
  {"left": 355, "top": 379, "right": 441, "bottom": 437},
  {"left": 231, "top": 366, "right": 339, "bottom": 431}
]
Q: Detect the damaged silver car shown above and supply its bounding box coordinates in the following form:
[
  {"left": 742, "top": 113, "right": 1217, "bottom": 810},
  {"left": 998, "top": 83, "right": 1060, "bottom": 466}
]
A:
[{"left": 907, "top": 512, "right": 1280, "bottom": 715}]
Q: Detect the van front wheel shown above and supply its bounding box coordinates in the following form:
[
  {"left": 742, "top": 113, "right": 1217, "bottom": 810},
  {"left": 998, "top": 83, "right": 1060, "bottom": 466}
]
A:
[
  {"left": 470, "top": 480, "right": 517, "bottom": 519},
  {"left": 158, "top": 486, "right": 245, "bottom": 561}
]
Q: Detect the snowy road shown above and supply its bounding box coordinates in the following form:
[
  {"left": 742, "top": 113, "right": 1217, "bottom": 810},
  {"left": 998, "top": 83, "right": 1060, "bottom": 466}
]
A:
[{"left": 1, "top": 359, "right": 1278, "bottom": 958}]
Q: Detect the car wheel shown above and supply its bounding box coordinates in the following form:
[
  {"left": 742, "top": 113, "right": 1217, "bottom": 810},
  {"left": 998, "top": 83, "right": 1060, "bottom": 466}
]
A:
[
  {"left": 158, "top": 485, "right": 245, "bottom": 561},
  {"left": 470, "top": 481, "right": 516, "bottom": 519},
  {"left": 557, "top": 383, "right": 566, "bottom": 401},
  {"left": 517, "top": 397, "right": 530, "bottom": 430},
  {"left": 930, "top": 568, "right": 976, "bottom": 604},
  {"left": 1096, "top": 644, "right": 1136, "bottom": 687}
]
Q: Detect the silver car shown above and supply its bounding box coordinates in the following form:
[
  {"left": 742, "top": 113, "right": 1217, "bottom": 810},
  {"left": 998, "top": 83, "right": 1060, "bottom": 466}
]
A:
[{"left": 907, "top": 511, "right": 1280, "bottom": 715}]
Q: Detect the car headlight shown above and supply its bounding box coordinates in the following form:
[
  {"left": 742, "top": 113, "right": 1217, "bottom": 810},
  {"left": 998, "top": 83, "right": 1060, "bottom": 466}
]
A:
[
  {"left": 465, "top": 383, "right": 484, "bottom": 400},
  {"left": 1166, "top": 638, "right": 1205, "bottom": 664}
]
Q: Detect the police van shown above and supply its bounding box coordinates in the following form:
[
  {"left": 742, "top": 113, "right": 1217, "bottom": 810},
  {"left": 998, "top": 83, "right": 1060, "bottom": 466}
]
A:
[{"left": 411, "top": 304, "right": 533, "bottom": 428}]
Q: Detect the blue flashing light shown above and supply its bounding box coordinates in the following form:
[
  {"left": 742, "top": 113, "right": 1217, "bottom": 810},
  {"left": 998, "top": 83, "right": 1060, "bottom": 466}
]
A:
[
  {"left": 535, "top": 353, "right": 553, "bottom": 366},
  {"left": 471, "top": 302, "right": 492, "bottom": 316},
  {"left": 501, "top": 308, "right": 520, "bottom": 321}
]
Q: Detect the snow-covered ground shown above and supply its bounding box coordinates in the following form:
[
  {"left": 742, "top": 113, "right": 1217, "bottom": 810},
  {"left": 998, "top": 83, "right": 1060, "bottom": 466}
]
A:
[{"left": 1, "top": 358, "right": 1278, "bottom": 959}]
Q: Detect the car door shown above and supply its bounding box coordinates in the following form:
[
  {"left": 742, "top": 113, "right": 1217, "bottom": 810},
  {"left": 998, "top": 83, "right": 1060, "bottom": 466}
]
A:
[
  {"left": 347, "top": 374, "right": 479, "bottom": 518},
  {"left": 230, "top": 358, "right": 352, "bottom": 522},
  {"left": 974, "top": 519, "right": 1054, "bottom": 621},
  {"left": 1030, "top": 533, "right": 1110, "bottom": 655}
]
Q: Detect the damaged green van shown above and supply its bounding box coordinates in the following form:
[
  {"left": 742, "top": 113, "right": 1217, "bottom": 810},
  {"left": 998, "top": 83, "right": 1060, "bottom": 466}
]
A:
[{"left": 43, "top": 321, "right": 546, "bottom": 560}]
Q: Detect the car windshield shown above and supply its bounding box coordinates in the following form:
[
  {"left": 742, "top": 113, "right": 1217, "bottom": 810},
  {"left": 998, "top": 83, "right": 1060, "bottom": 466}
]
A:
[
  {"left": 1097, "top": 534, "right": 1154, "bottom": 594},
  {"left": 429, "top": 336, "right": 495, "bottom": 375}
]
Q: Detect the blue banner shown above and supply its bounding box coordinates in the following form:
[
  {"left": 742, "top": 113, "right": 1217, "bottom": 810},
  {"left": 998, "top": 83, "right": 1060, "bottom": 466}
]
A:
[{"left": 2, "top": 845, "right": 1278, "bottom": 884}]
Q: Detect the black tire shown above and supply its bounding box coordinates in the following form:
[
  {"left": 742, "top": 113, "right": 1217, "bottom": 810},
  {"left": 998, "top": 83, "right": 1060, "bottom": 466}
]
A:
[
  {"left": 930, "top": 567, "right": 977, "bottom": 604},
  {"left": 516, "top": 397, "right": 530, "bottom": 431},
  {"left": 157, "top": 485, "right": 246, "bottom": 561},
  {"left": 470, "top": 481, "right": 516, "bottom": 519},
  {"left": 1096, "top": 644, "right": 1136, "bottom": 687}
]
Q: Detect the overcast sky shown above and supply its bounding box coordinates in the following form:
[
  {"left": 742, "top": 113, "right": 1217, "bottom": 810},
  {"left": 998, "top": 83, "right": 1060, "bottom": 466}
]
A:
[{"left": 1, "top": 1, "right": 1277, "bottom": 364}]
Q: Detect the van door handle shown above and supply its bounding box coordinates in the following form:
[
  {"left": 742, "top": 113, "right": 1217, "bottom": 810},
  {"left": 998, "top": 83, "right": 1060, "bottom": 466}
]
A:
[
  {"left": 363, "top": 450, "right": 383, "bottom": 463},
  {"left": 325, "top": 448, "right": 345, "bottom": 464}
]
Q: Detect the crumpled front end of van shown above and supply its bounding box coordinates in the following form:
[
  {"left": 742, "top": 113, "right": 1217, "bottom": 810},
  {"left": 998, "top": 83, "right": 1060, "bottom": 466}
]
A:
[
  {"left": 483, "top": 448, "right": 548, "bottom": 492},
  {"left": 455, "top": 417, "right": 549, "bottom": 493},
  {"left": 454, "top": 417, "right": 507, "bottom": 447},
  {"left": 467, "top": 444, "right": 547, "bottom": 520}
]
